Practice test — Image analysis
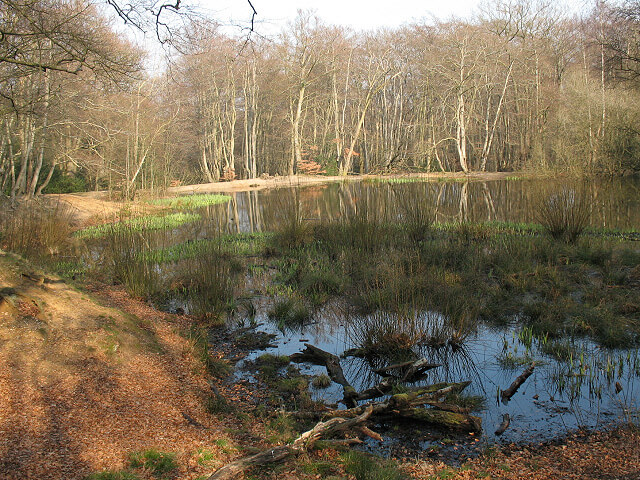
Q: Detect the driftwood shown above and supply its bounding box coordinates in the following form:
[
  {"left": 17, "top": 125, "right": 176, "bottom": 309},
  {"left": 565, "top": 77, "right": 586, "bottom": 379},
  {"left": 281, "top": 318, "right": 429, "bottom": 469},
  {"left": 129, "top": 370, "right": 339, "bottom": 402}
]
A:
[
  {"left": 495, "top": 413, "right": 510, "bottom": 436},
  {"left": 501, "top": 362, "right": 535, "bottom": 402},
  {"left": 207, "top": 406, "right": 375, "bottom": 480},
  {"left": 291, "top": 344, "right": 357, "bottom": 407}
]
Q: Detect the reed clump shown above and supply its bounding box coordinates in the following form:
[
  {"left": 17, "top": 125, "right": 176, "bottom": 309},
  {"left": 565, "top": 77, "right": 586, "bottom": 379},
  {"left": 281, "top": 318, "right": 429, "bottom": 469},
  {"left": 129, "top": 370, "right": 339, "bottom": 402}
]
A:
[
  {"left": 536, "top": 187, "right": 590, "bottom": 243},
  {"left": 102, "top": 223, "right": 160, "bottom": 299}
]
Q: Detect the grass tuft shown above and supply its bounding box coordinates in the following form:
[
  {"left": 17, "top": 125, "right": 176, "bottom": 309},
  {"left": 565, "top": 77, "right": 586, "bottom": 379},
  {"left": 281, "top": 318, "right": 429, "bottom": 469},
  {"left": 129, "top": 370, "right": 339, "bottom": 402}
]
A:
[{"left": 128, "top": 449, "right": 177, "bottom": 477}]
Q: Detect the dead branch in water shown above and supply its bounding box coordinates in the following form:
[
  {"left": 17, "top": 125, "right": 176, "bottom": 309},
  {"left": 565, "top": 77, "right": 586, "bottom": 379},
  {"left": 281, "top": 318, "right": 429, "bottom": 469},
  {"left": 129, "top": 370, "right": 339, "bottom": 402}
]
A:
[
  {"left": 291, "top": 343, "right": 358, "bottom": 407},
  {"left": 501, "top": 362, "right": 535, "bottom": 402}
]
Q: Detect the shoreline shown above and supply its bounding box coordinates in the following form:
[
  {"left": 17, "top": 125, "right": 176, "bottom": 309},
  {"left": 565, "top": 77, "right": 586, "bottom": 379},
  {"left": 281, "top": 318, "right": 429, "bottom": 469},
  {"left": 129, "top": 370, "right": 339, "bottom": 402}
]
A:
[{"left": 50, "top": 171, "right": 529, "bottom": 225}]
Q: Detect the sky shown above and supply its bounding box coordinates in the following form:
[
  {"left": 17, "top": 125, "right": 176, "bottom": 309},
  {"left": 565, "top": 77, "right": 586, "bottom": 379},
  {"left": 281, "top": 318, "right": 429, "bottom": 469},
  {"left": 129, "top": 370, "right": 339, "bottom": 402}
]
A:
[{"left": 200, "top": 0, "right": 485, "bottom": 34}]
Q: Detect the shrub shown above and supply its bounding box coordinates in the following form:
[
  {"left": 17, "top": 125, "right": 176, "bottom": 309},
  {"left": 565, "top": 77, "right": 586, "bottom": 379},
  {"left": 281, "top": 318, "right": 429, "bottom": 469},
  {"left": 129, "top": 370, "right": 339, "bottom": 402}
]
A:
[{"left": 41, "top": 169, "right": 88, "bottom": 194}]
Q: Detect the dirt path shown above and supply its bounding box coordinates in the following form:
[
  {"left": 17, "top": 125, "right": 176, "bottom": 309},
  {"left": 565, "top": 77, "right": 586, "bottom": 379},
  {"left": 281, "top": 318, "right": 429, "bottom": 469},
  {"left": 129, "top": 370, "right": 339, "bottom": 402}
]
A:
[{"left": 0, "top": 250, "right": 243, "bottom": 480}]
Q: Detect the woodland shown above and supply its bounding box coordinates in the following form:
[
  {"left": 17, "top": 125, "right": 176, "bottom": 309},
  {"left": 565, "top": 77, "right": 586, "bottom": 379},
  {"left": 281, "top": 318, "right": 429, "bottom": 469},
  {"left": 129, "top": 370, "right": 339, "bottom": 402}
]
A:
[{"left": 1, "top": 0, "right": 640, "bottom": 200}]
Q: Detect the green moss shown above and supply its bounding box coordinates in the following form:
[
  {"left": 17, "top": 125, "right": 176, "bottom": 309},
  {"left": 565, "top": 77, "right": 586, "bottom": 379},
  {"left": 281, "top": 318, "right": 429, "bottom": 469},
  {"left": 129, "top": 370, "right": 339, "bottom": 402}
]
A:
[{"left": 85, "top": 472, "right": 141, "bottom": 480}]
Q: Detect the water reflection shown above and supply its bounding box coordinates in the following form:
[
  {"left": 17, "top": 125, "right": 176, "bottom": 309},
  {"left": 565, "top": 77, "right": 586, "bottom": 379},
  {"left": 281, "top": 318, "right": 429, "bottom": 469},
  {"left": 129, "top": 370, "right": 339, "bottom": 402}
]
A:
[
  {"left": 242, "top": 303, "right": 639, "bottom": 447},
  {"left": 201, "top": 177, "right": 640, "bottom": 234}
]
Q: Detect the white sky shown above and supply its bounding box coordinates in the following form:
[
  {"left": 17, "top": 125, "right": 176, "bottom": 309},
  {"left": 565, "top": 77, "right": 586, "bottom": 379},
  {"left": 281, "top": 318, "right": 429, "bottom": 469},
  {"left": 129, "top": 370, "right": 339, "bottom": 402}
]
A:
[
  {"left": 200, "top": 0, "right": 587, "bottom": 35},
  {"left": 202, "top": 0, "right": 486, "bottom": 34}
]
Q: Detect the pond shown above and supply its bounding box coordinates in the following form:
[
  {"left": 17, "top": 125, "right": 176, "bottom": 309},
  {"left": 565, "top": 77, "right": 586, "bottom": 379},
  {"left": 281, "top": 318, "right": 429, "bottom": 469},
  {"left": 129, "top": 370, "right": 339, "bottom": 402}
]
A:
[{"left": 81, "top": 176, "right": 640, "bottom": 459}]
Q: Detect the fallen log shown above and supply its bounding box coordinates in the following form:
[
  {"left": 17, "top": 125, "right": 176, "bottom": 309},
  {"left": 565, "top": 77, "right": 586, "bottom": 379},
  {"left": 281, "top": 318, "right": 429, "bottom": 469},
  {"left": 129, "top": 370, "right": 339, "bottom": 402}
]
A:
[
  {"left": 423, "top": 401, "right": 471, "bottom": 414},
  {"left": 501, "top": 362, "right": 535, "bottom": 402},
  {"left": 495, "top": 413, "right": 510, "bottom": 436},
  {"left": 397, "top": 408, "right": 482, "bottom": 432},
  {"left": 325, "top": 381, "right": 480, "bottom": 432},
  {"left": 355, "top": 377, "right": 396, "bottom": 401},
  {"left": 390, "top": 381, "right": 471, "bottom": 408},
  {"left": 291, "top": 344, "right": 357, "bottom": 407},
  {"left": 207, "top": 406, "right": 375, "bottom": 480},
  {"left": 356, "top": 359, "right": 443, "bottom": 401}
]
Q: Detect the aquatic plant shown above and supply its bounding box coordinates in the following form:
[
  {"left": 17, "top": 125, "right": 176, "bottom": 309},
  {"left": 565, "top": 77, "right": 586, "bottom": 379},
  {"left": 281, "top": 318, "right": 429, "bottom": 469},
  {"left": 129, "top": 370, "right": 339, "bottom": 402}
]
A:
[
  {"left": 363, "top": 177, "right": 425, "bottom": 184},
  {"left": 76, "top": 212, "right": 200, "bottom": 239},
  {"left": 148, "top": 193, "right": 231, "bottom": 209}
]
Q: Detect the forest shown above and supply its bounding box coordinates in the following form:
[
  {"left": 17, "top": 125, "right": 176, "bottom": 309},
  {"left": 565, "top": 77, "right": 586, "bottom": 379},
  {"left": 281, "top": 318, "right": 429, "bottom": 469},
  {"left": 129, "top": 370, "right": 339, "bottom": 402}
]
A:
[{"left": 1, "top": 0, "right": 640, "bottom": 199}]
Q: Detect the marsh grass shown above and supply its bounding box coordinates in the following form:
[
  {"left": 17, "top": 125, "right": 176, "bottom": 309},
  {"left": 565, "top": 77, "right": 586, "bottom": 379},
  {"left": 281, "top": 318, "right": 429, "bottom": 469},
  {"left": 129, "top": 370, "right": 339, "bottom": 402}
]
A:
[
  {"left": 271, "top": 190, "right": 312, "bottom": 250},
  {"left": 85, "top": 471, "right": 141, "bottom": 480},
  {"left": 340, "top": 451, "right": 407, "bottom": 480},
  {"left": 173, "top": 241, "right": 241, "bottom": 322},
  {"left": 103, "top": 223, "right": 160, "bottom": 299},
  {"left": 267, "top": 296, "right": 311, "bottom": 331},
  {"left": 398, "top": 194, "right": 435, "bottom": 243},
  {"left": 536, "top": 187, "right": 590, "bottom": 243},
  {"left": 148, "top": 194, "right": 231, "bottom": 209},
  {"left": 147, "top": 233, "right": 271, "bottom": 263},
  {"left": 346, "top": 311, "right": 418, "bottom": 357},
  {"left": 312, "top": 373, "right": 332, "bottom": 389},
  {"left": 0, "top": 199, "right": 75, "bottom": 259}
]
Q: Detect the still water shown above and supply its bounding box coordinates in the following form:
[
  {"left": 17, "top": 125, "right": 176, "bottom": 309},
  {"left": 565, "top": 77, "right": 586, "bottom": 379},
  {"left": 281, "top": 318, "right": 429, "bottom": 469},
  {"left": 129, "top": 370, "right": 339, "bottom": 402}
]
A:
[{"left": 204, "top": 177, "right": 640, "bottom": 234}]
